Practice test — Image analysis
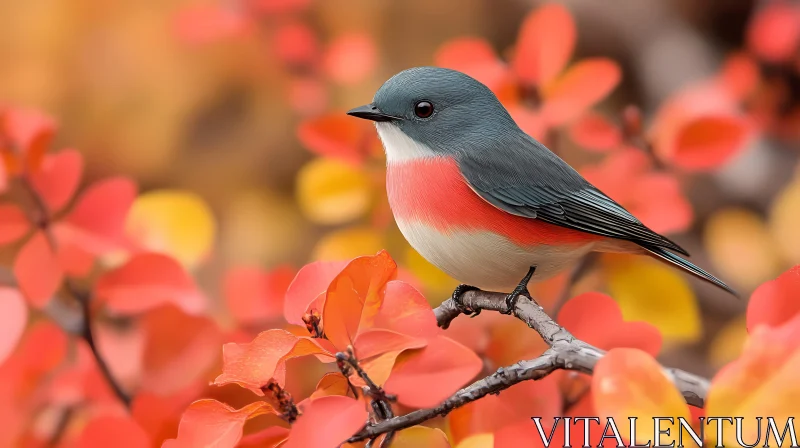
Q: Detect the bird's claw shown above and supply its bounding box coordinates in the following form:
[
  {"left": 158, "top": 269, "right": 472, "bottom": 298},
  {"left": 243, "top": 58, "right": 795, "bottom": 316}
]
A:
[
  {"left": 452, "top": 284, "right": 481, "bottom": 317},
  {"left": 501, "top": 266, "right": 537, "bottom": 315}
]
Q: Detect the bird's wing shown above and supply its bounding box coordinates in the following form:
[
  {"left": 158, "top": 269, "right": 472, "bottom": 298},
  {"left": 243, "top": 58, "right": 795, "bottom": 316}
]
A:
[{"left": 457, "top": 134, "right": 689, "bottom": 255}]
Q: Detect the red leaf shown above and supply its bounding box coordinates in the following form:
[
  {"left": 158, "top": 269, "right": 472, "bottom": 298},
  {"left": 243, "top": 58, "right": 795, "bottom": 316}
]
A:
[
  {"left": 719, "top": 52, "right": 760, "bottom": 101},
  {"left": 297, "top": 114, "right": 370, "bottom": 166},
  {"left": 225, "top": 265, "right": 294, "bottom": 326},
  {"left": 671, "top": 115, "right": 751, "bottom": 170},
  {"left": 569, "top": 113, "right": 622, "bottom": 152},
  {"left": 374, "top": 281, "right": 440, "bottom": 339},
  {"left": 141, "top": 306, "right": 222, "bottom": 395},
  {"left": 435, "top": 38, "right": 510, "bottom": 93},
  {"left": 164, "top": 399, "right": 275, "bottom": 448},
  {"left": 13, "top": 232, "right": 62, "bottom": 308},
  {"left": 557, "top": 291, "right": 662, "bottom": 355},
  {"left": 238, "top": 426, "right": 291, "bottom": 448},
  {"left": 284, "top": 259, "right": 348, "bottom": 325},
  {"left": 273, "top": 21, "right": 319, "bottom": 67},
  {"left": 0, "top": 108, "right": 55, "bottom": 173},
  {"left": 283, "top": 396, "right": 368, "bottom": 448},
  {"left": 322, "top": 250, "right": 397, "bottom": 350},
  {"left": 449, "top": 377, "right": 561, "bottom": 443},
  {"left": 322, "top": 33, "right": 376, "bottom": 85},
  {"left": 29, "top": 149, "right": 83, "bottom": 213},
  {"left": 56, "top": 177, "right": 137, "bottom": 254},
  {"left": 95, "top": 253, "right": 206, "bottom": 315},
  {"left": 512, "top": 3, "right": 576, "bottom": 87},
  {"left": 0, "top": 288, "right": 27, "bottom": 365},
  {"left": 352, "top": 328, "right": 427, "bottom": 386},
  {"left": 0, "top": 204, "right": 30, "bottom": 245},
  {"left": 746, "top": 3, "right": 800, "bottom": 63},
  {"left": 78, "top": 415, "right": 150, "bottom": 448},
  {"left": 132, "top": 387, "right": 202, "bottom": 444},
  {"left": 56, "top": 242, "right": 95, "bottom": 277},
  {"left": 541, "top": 58, "right": 622, "bottom": 126},
  {"left": 384, "top": 335, "right": 482, "bottom": 408},
  {"left": 747, "top": 265, "right": 800, "bottom": 331},
  {"left": 212, "top": 329, "right": 334, "bottom": 394}
]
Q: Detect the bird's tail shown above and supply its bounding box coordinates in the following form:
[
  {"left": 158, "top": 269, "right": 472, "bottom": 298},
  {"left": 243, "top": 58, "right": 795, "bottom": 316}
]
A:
[{"left": 643, "top": 246, "right": 739, "bottom": 297}]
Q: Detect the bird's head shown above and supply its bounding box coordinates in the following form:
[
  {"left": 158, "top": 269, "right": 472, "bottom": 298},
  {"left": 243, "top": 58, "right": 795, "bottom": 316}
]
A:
[{"left": 347, "top": 67, "right": 518, "bottom": 161}]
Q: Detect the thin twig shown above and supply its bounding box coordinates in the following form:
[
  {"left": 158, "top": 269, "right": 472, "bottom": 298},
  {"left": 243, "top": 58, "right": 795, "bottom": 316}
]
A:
[
  {"left": 18, "top": 176, "right": 132, "bottom": 408},
  {"left": 337, "top": 349, "right": 395, "bottom": 421},
  {"left": 347, "top": 290, "right": 710, "bottom": 443}
]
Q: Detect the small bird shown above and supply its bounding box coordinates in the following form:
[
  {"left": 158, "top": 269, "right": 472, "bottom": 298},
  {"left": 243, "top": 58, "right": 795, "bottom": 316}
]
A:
[{"left": 347, "top": 67, "right": 736, "bottom": 312}]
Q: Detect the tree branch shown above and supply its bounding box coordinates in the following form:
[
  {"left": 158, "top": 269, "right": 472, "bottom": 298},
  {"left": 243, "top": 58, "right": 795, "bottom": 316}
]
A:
[
  {"left": 348, "top": 290, "right": 710, "bottom": 442},
  {"left": 18, "top": 177, "right": 132, "bottom": 408}
]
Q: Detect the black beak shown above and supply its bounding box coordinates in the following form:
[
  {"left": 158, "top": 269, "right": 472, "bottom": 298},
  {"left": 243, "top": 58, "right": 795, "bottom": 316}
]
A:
[{"left": 346, "top": 104, "right": 400, "bottom": 122}]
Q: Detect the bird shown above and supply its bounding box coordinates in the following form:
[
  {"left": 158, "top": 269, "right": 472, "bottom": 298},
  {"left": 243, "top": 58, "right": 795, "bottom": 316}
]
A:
[{"left": 346, "top": 66, "right": 736, "bottom": 313}]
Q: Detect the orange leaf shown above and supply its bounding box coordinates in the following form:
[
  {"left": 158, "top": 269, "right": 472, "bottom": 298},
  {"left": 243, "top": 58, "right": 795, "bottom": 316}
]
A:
[
  {"left": 238, "top": 426, "right": 291, "bottom": 448},
  {"left": 0, "top": 288, "right": 27, "bottom": 365},
  {"left": 569, "top": 113, "right": 622, "bottom": 152},
  {"left": 310, "top": 372, "right": 352, "bottom": 400},
  {"left": 512, "top": 3, "right": 576, "bottom": 87},
  {"left": 29, "top": 149, "right": 83, "bottom": 213},
  {"left": 747, "top": 265, "right": 800, "bottom": 330},
  {"left": 141, "top": 306, "right": 222, "bottom": 395},
  {"left": 373, "top": 281, "right": 440, "bottom": 339},
  {"left": 707, "top": 313, "right": 800, "bottom": 445},
  {"left": 297, "top": 114, "right": 370, "bottom": 166},
  {"left": 284, "top": 259, "right": 348, "bottom": 325},
  {"left": 746, "top": 2, "right": 800, "bottom": 63},
  {"left": 558, "top": 292, "right": 662, "bottom": 355},
  {"left": 352, "top": 328, "right": 427, "bottom": 386},
  {"left": 283, "top": 396, "right": 368, "bottom": 448},
  {"left": 384, "top": 335, "right": 482, "bottom": 408},
  {"left": 435, "top": 38, "right": 510, "bottom": 94},
  {"left": 393, "top": 426, "right": 450, "bottom": 448},
  {"left": 323, "top": 250, "right": 397, "bottom": 350},
  {"left": 671, "top": 115, "right": 751, "bottom": 170},
  {"left": 132, "top": 387, "right": 202, "bottom": 444},
  {"left": 163, "top": 399, "right": 275, "bottom": 448},
  {"left": 56, "top": 177, "right": 137, "bottom": 254},
  {"left": 13, "top": 232, "right": 62, "bottom": 308},
  {"left": 212, "top": 329, "right": 334, "bottom": 394},
  {"left": 592, "top": 348, "right": 690, "bottom": 445},
  {"left": 94, "top": 253, "right": 206, "bottom": 315},
  {"left": 0, "top": 204, "right": 30, "bottom": 245},
  {"left": 224, "top": 265, "right": 294, "bottom": 326},
  {"left": 541, "top": 58, "right": 621, "bottom": 126},
  {"left": 0, "top": 108, "right": 55, "bottom": 173},
  {"left": 78, "top": 415, "right": 150, "bottom": 448}
]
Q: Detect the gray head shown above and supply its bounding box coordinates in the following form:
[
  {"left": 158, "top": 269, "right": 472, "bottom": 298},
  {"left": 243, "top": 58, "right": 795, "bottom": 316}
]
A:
[{"left": 347, "top": 67, "right": 520, "bottom": 158}]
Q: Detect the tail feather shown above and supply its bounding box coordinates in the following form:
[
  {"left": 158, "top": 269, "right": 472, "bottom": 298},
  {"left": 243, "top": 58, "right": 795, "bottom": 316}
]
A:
[{"left": 644, "top": 246, "right": 739, "bottom": 297}]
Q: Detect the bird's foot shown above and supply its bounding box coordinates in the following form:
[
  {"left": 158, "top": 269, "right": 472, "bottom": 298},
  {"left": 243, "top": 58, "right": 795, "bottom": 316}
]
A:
[
  {"left": 451, "top": 284, "right": 481, "bottom": 317},
  {"left": 500, "top": 266, "right": 536, "bottom": 315}
]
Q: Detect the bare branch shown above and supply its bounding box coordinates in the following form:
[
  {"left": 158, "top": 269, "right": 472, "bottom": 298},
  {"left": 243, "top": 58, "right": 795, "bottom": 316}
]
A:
[{"left": 348, "top": 290, "right": 710, "bottom": 442}]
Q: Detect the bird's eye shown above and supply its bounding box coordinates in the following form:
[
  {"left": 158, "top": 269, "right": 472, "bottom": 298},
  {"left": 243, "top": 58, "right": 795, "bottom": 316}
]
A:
[{"left": 414, "top": 101, "right": 434, "bottom": 118}]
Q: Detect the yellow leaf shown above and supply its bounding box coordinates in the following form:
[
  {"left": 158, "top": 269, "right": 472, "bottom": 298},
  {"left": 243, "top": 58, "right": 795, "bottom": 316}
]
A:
[
  {"left": 706, "top": 317, "right": 800, "bottom": 446},
  {"left": 593, "top": 348, "right": 691, "bottom": 446},
  {"left": 455, "top": 433, "right": 493, "bottom": 448},
  {"left": 126, "top": 190, "right": 215, "bottom": 267},
  {"left": 605, "top": 254, "right": 701, "bottom": 344},
  {"left": 708, "top": 315, "right": 747, "bottom": 368},
  {"left": 769, "top": 176, "right": 800, "bottom": 264},
  {"left": 404, "top": 246, "right": 459, "bottom": 304},
  {"left": 705, "top": 208, "right": 782, "bottom": 290},
  {"left": 393, "top": 426, "right": 450, "bottom": 448},
  {"left": 296, "top": 157, "right": 373, "bottom": 225},
  {"left": 312, "top": 226, "right": 384, "bottom": 261}
]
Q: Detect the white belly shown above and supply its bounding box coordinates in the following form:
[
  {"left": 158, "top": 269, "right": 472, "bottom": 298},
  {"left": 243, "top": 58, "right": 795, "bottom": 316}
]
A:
[{"left": 396, "top": 219, "right": 596, "bottom": 291}]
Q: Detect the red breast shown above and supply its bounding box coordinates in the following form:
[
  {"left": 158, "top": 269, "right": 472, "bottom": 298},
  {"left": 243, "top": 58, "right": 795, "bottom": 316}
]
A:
[{"left": 386, "top": 156, "right": 604, "bottom": 247}]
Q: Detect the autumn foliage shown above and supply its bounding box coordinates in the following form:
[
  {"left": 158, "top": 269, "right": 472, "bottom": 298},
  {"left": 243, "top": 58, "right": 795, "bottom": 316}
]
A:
[{"left": 2, "top": 1, "right": 800, "bottom": 447}]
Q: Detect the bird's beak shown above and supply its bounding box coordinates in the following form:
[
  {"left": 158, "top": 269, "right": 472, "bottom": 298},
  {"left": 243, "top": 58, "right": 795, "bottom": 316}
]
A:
[{"left": 346, "top": 103, "right": 400, "bottom": 122}]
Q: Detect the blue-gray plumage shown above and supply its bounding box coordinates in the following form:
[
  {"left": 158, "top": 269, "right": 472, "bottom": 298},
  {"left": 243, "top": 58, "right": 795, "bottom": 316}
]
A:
[{"left": 348, "top": 66, "right": 737, "bottom": 297}]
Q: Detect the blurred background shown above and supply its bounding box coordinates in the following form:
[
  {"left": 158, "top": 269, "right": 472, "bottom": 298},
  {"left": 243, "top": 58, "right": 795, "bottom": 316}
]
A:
[{"left": 2, "top": 0, "right": 800, "bottom": 422}]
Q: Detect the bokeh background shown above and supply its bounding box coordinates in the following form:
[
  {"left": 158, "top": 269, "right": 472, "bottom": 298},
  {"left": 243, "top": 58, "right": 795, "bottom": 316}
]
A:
[{"left": 2, "top": 0, "right": 800, "bottom": 442}]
